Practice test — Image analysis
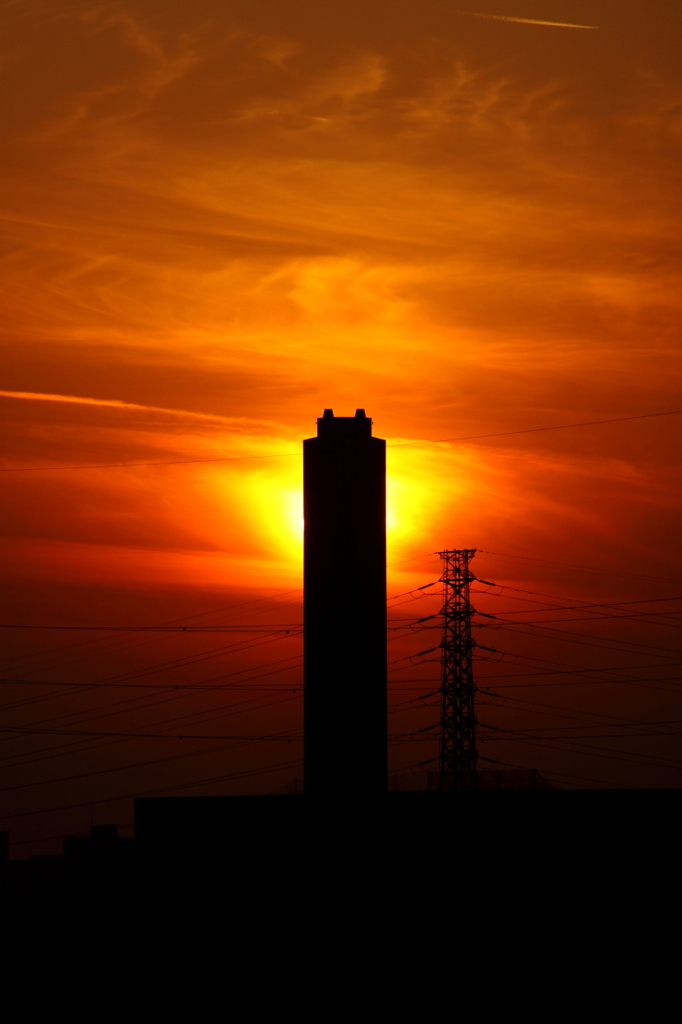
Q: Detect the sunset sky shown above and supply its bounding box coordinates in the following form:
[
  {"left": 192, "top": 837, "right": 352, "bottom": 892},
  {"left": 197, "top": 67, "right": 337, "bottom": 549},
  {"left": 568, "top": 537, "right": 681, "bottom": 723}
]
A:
[{"left": 2, "top": 1, "right": 682, "bottom": 850}]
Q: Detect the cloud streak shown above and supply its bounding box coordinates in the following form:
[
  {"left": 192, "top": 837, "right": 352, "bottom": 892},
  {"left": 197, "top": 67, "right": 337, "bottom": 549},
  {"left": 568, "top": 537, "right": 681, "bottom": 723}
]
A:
[
  {"left": 0, "top": 390, "right": 232, "bottom": 424},
  {"left": 457, "top": 11, "right": 598, "bottom": 29}
]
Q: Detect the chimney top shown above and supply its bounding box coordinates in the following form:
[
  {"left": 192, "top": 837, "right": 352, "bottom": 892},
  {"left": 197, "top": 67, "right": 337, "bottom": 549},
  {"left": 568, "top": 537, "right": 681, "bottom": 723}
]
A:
[{"left": 316, "top": 408, "right": 373, "bottom": 437}]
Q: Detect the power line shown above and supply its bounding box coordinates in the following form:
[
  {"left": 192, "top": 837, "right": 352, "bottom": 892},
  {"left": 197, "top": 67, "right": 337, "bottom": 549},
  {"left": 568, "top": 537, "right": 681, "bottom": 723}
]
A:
[
  {"left": 0, "top": 618, "right": 429, "bottom": 632},
  {"left": 0, "top": 652, "right": 302, "bottom": 723},
  {"left": 0, "top": 632, "right": 303, "bottom": 727},
  {"left": 0, "top": 614, "right": 430, "bottom": 725},
  {"left": 0, "top": 593, "right": 303, "bottom": 696},
  {"left": 0, "top": 682, "right": 303, "bottom": 771},
  {"left": 476, "top": 660, "right": 682, "bottom": 678},
  {"left": 475, "top": 641, "right": 682, "bottom": 680},
  {"left": 0, "top": 691, "right": 301, "bottom": 775},
  {"left": 485, "top": 620, "right": 682, "bottom": 659},
  {"left": 0, "top": 676, "right": 300, "bottom": 690},
  {"left": 473, "top": 588, "right": 682, "bottom": 612},
  {"left": 0, "top": 692, "right": 286, "bottom": 770},
  {"left": 0, "top": 634, "right": 302, "bottom": 719},
  {"left": 491, "top": 610, "right": 682, "bottom": 626},
  {"left": 1, "top": 757, "right": 305, "bottom": 822},
  {"left": 0, "top": 552, "right": 425, "bottom": 729},
  {"left": 0, "top": 726, "right": 303, "bottom": 744},
  {"left": 477, "top": 549, "right": 682, "bottom": 588},
  {"left": 0, "top": 677, "right": 441, "bottom": 690},
  {"left": 3, "top": 545, "right": 680, "bottom": 804},
  {"left": 0, "top": 588, "right": 304, "bottom": 675},
  {"left": 389, "top": 409, "right": 682, "bottom": 448},
  {"left": 479, "top": 735, "right": 682, "bottom": 773},
  {"left": 477, "top": 644, "right": 682, "bottom": 682},
  {"left": 28, "top": 621, "right": 427, "bottom": 736},
  {"left": 477, "top": 690, "right": 682, "bottom": 734},
  {"left": 0, "top": 623, "right": 303, "bottom": 632},
  {"left": 483, "top": 674, "right": 682, "bottom": 694},
  {"left": 0, "top": 716, "right": 305, "bottom": 794},
  {"left": 10, "top": 593, "right": 675, "bottom": 638},
  {"left": 401, "top": 730, "right": 682, "bottom": 770},
  {"left": 0, "top": 627, "right": 437, "bottom": 780},
  {"left": 1, "top": 593, "right": 430, "bottom": 729},
  {"left": 0, "top": 608, "right": 435, "bottom": 764},
  {"left": 3, "top": 647, "right": 301, "bottom": 731},
  {"left": 1, "top": 558, "right": 428, "bottom": 711},
  {"left": 9, "top": 655, "right": 675, "bottom": 782},
  {"left": 0, "top": 452, "right": 297, "bottom": 473},
  {"left": 2, "top": 408, "right": 679, "bottom": 472},
  {"left": 481, "top": 757, "right": 634, "bottom": 790},
  {"left": 478, "top": 694, "right": 643, "bottom": 731},
  {"left": 0, "top": 683, "right": 301, "bottom": 761}
]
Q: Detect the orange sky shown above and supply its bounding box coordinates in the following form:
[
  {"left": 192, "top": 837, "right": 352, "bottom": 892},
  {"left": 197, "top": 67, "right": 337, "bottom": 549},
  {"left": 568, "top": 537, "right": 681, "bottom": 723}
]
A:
[{"left": 1, "top": 1, "right": 682, "bottom": 846}]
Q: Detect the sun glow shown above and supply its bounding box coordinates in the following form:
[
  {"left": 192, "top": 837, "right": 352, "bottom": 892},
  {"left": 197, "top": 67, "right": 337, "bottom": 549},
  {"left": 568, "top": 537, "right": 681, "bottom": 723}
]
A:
[
  {"left": 387, "top": 447, "right": 471, "bottom": 558},
  {"left": 227, "top": 465, "right": 304, "bottom": 572},
  {"left": 203, "top": 442, "right": 475, "bottom": 586}
]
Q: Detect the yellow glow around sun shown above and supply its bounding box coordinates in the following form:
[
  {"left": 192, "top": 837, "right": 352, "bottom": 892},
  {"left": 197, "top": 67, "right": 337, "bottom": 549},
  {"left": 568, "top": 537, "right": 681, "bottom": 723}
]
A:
[
  {"left": 387, "top": 446, "right": 472, "bottom": 559},
  {"left": 386, "top": 466, "right": 437, "bottom": 554},
  {"left": 204, "top": 441, "right": 472, "bottom": 586},
  {"left": 237, "top": 466, "right": 304, "bottom": 567}
]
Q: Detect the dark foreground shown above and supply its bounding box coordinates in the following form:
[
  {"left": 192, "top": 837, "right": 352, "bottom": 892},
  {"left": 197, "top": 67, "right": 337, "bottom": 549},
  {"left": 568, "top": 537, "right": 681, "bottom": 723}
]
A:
[{"left": 3, "top": 791, "right": 680, "bottom": 925}]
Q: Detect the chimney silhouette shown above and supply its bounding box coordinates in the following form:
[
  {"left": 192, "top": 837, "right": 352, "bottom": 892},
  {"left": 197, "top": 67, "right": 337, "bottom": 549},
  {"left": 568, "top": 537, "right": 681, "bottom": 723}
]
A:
[{"left": 303, "top": 409, "right": 387, "bottom": 796}]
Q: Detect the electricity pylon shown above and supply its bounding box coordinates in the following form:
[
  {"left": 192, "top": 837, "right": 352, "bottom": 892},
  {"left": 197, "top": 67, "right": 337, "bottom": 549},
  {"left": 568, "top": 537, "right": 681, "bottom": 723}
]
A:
[{"left": 438, "top": 549, "right": 478, "bottom": 792}]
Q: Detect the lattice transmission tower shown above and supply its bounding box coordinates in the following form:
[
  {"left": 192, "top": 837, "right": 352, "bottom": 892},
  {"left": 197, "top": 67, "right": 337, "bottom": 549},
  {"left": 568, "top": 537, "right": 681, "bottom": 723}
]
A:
[{"left": 438, "top": 549, "right": 478, "bottom": 792}]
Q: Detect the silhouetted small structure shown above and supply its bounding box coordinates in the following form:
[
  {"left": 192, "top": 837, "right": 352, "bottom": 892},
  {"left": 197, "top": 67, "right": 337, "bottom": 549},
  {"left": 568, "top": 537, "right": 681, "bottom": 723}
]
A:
[
  {"left": 476, "top": 769, "right": 553, "bottom": 791},
  {"left": 387, "top": 770, "right": 554, "bottom": 792},
  {"left": 63, "top": 824, "right": 134, "bottom": 864},
  {"left": 1, "top": 825, "right": 134, "bottom": 914}
]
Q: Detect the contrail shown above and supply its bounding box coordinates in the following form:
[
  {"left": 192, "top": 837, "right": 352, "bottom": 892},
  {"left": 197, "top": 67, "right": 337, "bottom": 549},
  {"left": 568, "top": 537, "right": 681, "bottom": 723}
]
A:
[
  {"left": 0, "top": 390, "right": 232, "bottom": 424},
  {"left": 457, "top": 11, "right": 598, "bottom": 29}
]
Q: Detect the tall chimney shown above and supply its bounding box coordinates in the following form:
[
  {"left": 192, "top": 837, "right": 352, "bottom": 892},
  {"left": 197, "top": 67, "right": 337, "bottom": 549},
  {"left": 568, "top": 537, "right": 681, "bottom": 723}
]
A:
[{"left": 303, "top": 409, "right": 387, "bottom": 796}]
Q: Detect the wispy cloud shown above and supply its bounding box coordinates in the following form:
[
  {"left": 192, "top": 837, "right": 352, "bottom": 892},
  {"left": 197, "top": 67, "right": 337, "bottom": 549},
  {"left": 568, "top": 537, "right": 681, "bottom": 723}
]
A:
[
  {"left": 457, "top": 11, "right": 598, "bottom": 29},
  {"left": 0, "top": 390, "right": 232, "bottom": 424},
  {"left": 1, "top": 3, "right": 680, "bottom": 593}
]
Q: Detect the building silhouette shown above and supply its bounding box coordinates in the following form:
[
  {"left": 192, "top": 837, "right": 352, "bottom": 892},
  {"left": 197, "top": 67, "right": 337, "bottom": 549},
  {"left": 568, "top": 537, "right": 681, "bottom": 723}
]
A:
[{"left": 303, "top": 409, "right": 387, "bottom": 796}]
